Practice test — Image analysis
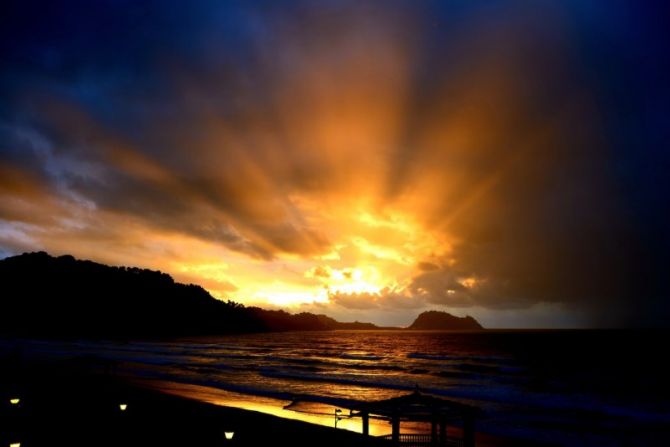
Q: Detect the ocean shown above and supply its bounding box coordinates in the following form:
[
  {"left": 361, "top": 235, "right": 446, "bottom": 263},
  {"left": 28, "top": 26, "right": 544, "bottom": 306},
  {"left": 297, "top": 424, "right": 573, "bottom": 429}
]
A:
[{"left": 3, "top": 330, "right": 670, "bottom": 446}]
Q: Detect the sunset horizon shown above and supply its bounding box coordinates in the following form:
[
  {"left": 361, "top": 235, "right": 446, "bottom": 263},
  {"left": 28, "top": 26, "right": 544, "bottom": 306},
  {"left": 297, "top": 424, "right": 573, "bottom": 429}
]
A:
[
  {"left": 3, "top": 1, "right": 668, "bottom": 330},
  {"left": 1, "top": 1, "right": 669, "bottom": 444}
]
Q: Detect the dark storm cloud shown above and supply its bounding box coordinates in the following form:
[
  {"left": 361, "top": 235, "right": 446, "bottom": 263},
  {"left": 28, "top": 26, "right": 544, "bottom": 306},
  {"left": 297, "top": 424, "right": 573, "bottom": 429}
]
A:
[
  {"left": 365, "top": 1, "right": 668, "bottom": 326},
  {"left": 1, "top": 0, "right": 336, "bottom": 259},
  {"left": 1, "top": 0, "right": 669, "bottom": 326}
]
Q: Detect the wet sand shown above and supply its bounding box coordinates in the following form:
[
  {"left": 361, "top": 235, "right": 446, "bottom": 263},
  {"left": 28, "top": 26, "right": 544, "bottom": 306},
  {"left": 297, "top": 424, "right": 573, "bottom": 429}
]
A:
[
  {"left": 0, "top": 356, "right": 389, "bottom": 447},
  {"left": 0, "top": 358, "right": 551, "bottom": 447}
]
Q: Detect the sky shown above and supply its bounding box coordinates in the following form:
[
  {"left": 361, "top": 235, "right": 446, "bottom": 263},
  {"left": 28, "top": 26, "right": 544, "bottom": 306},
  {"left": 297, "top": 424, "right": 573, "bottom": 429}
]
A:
[{"left": 1, "top": 0, "right": 669, "bottom": 328}]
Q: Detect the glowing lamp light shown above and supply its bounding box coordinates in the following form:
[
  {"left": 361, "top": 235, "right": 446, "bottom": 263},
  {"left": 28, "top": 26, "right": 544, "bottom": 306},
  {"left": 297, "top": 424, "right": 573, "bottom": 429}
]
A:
[
  {"left": 224, "top": 432, "right": 235, "bottom": 440},
  {"left": 119, "top": 403, "right": 128, "bottom": 411},
  {"left": 10, "top": 398, "right": 20, "bottom": 405},
  {"left": 10, "top": 443, "right": 21, "bottom": 447}
]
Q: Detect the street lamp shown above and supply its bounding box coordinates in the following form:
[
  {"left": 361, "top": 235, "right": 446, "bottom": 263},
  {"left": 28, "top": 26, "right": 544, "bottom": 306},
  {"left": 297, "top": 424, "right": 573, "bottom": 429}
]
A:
[
  {"left": 119, "top": 403, "right": 128, "bottom": 411},
  {"left": 224, "top": 432, "right": 235, "bottom": 440}
]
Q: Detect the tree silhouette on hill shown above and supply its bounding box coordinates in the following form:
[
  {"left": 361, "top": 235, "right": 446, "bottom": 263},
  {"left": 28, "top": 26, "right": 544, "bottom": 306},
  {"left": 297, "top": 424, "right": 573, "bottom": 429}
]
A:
[
  {"left": 0, "top": 252, "right": 260, "bottom": 337},
  {"left": 0, "top": 252, "right": 482, "bottom": 338}
]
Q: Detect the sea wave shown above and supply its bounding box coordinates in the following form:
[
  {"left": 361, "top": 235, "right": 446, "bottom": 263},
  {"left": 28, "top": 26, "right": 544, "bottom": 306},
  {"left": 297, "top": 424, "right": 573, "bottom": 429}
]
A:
[
  {"left": 338, "top": 353, "right": 384, "bottom": 361},
  {"left": 408, "top": 352, "right": 512, "bottom": 363}
]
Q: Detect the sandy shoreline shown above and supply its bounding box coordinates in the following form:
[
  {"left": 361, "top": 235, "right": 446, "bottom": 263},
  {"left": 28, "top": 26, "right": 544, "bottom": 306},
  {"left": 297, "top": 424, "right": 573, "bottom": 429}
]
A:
[
  {"left": 142, "top": 379, "right": 546, "bottom": 447},
  {"left": 1, "top": 362, "right": 390, "bottom": 446},
  {"left": 0, "top": 358, "right": 550, "bottom": 447}
]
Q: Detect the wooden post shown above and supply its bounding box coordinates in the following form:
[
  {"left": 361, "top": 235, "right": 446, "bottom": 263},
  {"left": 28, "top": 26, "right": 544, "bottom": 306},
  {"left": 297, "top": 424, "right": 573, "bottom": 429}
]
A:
[
  {"left": 391, "top": 414, "right": 400, "bottom": 445},
  {"left": 431, "top": 417, "right": 438, "bottom": 446},
  {"left": 439, "top": 415, "right": 447, "bottom": 447},
  {"left": 464, "top": 414, "right": 475, "bottom": 447},
  {"left": 362, "top": 412, "right": 369, "bottom": 436}
]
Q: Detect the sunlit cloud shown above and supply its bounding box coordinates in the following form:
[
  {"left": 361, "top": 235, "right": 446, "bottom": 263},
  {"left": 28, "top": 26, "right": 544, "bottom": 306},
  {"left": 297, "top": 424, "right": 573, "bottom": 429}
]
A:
[{"left": 1, "top": 0, "right": 668, "bottom": 327}]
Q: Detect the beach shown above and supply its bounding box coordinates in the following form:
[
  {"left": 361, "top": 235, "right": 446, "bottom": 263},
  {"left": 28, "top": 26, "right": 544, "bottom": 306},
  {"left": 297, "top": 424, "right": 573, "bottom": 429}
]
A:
[
  {"left": 0, "top": 343, "right": 551, "bottom": 447},
  {"left": 2, "top": 0, "right": 669, "bottom": 443},
  {"left": 0, "top": 354, "right": 548, "bottom": 447},
  {"left": 3, "top": 330, "right": 669, "bottom": 446},
  {"left": 1, "top": 359, "right": 392, "bottom": 447}
]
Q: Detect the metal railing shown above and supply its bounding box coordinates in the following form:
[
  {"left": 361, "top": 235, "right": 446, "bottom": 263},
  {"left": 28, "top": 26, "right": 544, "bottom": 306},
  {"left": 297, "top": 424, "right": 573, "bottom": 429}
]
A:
[{"left": 379, "top": 434, "right": 464, "bottom": 447}]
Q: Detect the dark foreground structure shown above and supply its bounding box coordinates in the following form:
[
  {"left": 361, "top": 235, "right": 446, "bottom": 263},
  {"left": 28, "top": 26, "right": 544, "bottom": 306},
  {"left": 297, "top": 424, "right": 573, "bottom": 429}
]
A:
[{"left": 349, "top": 389, "right": 480, "bottom": 447}]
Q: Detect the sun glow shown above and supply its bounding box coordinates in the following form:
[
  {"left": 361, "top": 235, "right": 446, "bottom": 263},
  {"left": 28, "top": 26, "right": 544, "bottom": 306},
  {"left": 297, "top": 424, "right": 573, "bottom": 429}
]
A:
[
  {"left": 1, "top": 0, "right": 521, "bottom": 318},
  {"left": 256, "top": 285, "right": 329, "bottom": 307},
  {"left": 315, "top": 266, "right": 384, "bottom": 296},
  {"left": 234, "top": 201, "right": 443, "bottom": 309}
]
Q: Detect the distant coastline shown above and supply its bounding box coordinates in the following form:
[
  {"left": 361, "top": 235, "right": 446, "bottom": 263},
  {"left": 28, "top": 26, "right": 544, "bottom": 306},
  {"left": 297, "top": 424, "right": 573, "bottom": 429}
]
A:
[{"left": 0, "top": 252, "right": 483, "bottom": 338}]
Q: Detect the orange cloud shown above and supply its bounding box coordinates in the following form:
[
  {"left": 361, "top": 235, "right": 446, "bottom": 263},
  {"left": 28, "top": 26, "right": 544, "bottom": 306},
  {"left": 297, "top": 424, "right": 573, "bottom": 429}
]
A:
[{"left": 2, "top": 1, "right": 658, "bottom": 327}]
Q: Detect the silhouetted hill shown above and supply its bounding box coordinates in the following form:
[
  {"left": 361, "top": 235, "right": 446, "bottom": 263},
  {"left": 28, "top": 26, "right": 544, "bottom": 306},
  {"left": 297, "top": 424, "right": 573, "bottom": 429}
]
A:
[
  {"left": 408, "top": 311, "right": 483, "bottom": 330},
  {"left": 0, "top": 252, "right": 484, "bottom": 337},
  {"left": 0, "top": 252, "right": 386, "bottom": 338},
  {"left": 246, "top": 310, "right": 381, "bottom": 332},
  {"left": 0, "top": 252, "right": 254, "bottom": 337},
  {"left": 316, "top": 315, "right": 380, "bottom": 330}
]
